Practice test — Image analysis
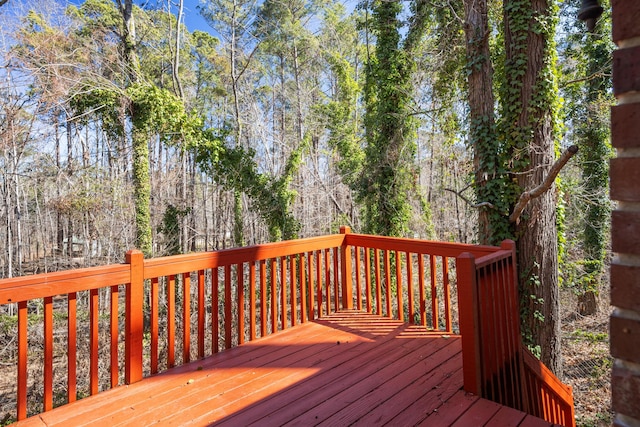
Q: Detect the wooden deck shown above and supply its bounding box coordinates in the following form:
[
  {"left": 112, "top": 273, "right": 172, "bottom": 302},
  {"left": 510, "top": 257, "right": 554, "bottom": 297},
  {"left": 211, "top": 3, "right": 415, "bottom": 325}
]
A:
[{"left": 14, "top": 312, "right": 554, "bottom": 427}]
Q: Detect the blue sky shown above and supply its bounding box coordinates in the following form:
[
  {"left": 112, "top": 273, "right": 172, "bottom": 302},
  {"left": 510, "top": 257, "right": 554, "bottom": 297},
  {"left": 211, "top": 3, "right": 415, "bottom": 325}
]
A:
[
  {"left": 64, "top": 0, "right": 214, "bottom": 34},
  {"left": 177, "top": 0, "right": 211, "bottom": 33}
]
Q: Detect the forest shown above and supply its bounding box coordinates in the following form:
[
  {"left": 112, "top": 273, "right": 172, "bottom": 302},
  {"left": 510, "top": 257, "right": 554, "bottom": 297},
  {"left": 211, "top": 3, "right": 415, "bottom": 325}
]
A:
[{"left": 0, "top": 0, "right": 612, "bottom": 423}]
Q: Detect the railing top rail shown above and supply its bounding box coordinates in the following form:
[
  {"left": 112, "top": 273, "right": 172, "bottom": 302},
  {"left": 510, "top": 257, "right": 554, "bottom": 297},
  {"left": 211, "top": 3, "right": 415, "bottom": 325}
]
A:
[
  {"left": 456, "top": 240, "right": 516, "bottom": 269},
  {"left": 0, "top": 264, "right": 130, "bottom": 304},
  {"left": 0, "top": 234, "right": 347, "bottom": 304},
  {"left": 345, "top": 233, "right": 500, "bottom": 258},
  {"left": 522, "top": 347, "right": 574, "bottom": 401},
  {"left": 143, "top": 233, "right": 346, "bottom": 278},
  {"left": 0, "top": 232, "right": 505, "bottom": 306},
  {"left": 472, "top": 249, "right": 515, "bottom": 269}
]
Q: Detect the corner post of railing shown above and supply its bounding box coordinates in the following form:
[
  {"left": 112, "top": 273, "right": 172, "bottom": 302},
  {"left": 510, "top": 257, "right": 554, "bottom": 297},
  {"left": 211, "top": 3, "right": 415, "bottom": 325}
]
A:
[
  {"left": 456, "top": 251, "right": 481, "bottom": 396},
  {"left": 340, "top": 226, "right": 353, "bottom": 310},
  {"left": 125, "top": 249, "right": 144, "bottom": 384}
]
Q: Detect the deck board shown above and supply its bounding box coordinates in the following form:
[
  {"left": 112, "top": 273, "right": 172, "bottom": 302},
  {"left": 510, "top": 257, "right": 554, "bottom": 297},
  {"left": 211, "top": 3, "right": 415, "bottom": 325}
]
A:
[{"left": 15, "top": 312, "right": 557, "bottom": 427}]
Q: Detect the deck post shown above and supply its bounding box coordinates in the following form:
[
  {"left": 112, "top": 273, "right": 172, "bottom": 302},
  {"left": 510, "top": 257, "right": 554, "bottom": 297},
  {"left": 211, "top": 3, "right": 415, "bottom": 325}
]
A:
[
  {"left": 340, "top": 226, "right": 353, "bottom": 310},
  {"left": 456, "top": 252, "right": 481, "bottom": 396},
  {"left": 125, "top": 250, "right": 144, "bottom": 384}
]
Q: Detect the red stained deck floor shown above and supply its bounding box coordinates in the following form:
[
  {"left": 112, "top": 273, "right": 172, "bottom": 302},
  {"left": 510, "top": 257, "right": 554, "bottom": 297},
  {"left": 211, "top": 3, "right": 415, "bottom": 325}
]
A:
[{"left": 15, "top": 312, "right": 555, "bottom": 426}]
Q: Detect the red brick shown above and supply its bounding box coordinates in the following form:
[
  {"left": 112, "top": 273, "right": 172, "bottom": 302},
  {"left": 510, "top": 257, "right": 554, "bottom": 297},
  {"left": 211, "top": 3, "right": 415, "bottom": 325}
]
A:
[
  {"left": 611, "top": 263, "right": 640, "bottom": 312},
  {"left": 612, "top": 210, "right": 640, "bottom": 255},
  {"left": 611, "top": 158, "right": 640, "bottom": 201},
  {"left": 612, "top": 103, "right": 640, "bottom": 149},
  {"left": 612, "top": 0, "right": 640, "bottom": 44},
  {"left": 612, "top": 363, "right": 640, "bottom": 420},
  {"left": 613, "top": 46, "right": 640, "bottom": 96},
  {"left": 611, "top": 314, "right": 640, "bottom": 364}
]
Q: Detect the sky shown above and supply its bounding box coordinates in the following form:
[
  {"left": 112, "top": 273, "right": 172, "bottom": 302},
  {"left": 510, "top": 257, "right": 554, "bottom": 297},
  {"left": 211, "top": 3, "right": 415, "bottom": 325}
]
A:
[
  {"left": 176, "top": 0, "right": 211, "bottom": 33},
  {"left": 63, "top": 0, "right": 214, "bottom": 34}
]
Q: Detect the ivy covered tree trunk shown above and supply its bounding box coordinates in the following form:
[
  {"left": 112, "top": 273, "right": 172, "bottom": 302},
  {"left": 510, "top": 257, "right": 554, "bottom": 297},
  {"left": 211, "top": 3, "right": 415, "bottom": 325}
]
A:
[
  {"left": 119, "top": 0, "right": 152, "bottom": 256},
  {"left": 463, "top": 0, "right": 506, "bottom": 245},
  {"left": 361, "top": 0, "right": 429, "bottom": 237},
  {"left": 132, "top": 127, "right": 152, "bottom": 256},
  {"left": 577, "top": 5, "right": 612, "bottom": 316},
  {"left": 503, "top": 0, "right": 562, "bottom": 374}
]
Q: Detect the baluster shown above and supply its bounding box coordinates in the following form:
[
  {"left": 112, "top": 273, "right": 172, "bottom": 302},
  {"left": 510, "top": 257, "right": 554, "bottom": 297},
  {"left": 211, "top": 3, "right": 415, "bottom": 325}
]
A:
[
  {"left": 260, "top": 260, "right": 267, "bottom": 336},
  {"left": 167, "top": 275, "right": 176, "bottom": 367},
  {"left": 289, "top": 256, "right": 297, "bottom": 326},
  {"left": 442, "top": 257, "right": 451, "bottom": 332},
  {"left": 183, "top": 272, "right": 191, "bottom": 363},
  {"left": 212, "top": 268, "right": 219, "bottom": 353},
  {"left": 384, "top": 250, "right": 391, "bottom": 318},
  {"left": 224, "top": 265, "right": 232, "bottom": 349},
  {"left": 110, "top": 285, "right": 119, "bottom": 387},
  {"left": 249, "top": 262, "right": 256, "bottom": 340},
  {"left": 151, "top": 277, "right": 159, "bottom": 373},
  {"left": 374, "top": 249, "right": 381, "bottom": 315},
  {"left": 68, "top": 292, "right": 77, "bottom": 403},
  {"left": 364, "top": 248, "right": 372, "bottom": 314},
  {"left": 430, "top": 255, "right": 438, "bottom": 329},
  {"left": 315, "top": 251, "right": 322, "bottom": 318},
  {"left": 395, "top": 250, "right": 403, "bottom": 321},
  {"left": 406, "top": 252, "right": 414, "bottom": 324},
  {"left": 324, "top": 249, "right": 331, "bottom": 315},
  {"left": 237, "top": 264, "right": 245, "bottom": 345},
  {"left": 270, "top": 258, "right": 277, "bottom": 333},
  {"left": 197, "top": 270, "right": 205, "bottom": 359},
  {"left": 44, "top": 296, "right": 53, "bottom": 410},
  {"left": 90, "top": 288, "right": 99, "bottom": 394},
  {"left": 280, "top": 257, "right": 287, "bottom": 330},
  {"left": 17, "top": 301, "right": 27, "bottom": 420},
  {"left": 299, "top": 254, "right": 306, "bottom": 322},
  {"left": 307, "top": 252, "right": 314, "bottom": 321},
  {"left": 355, "top": 247, "right": 362, "bottom": 311},
  {"left": 333, "top": 248, "right": 339, "bottom": 312},
  {"left": 418, "top": 254, "right": 426, "bottom": 327}
]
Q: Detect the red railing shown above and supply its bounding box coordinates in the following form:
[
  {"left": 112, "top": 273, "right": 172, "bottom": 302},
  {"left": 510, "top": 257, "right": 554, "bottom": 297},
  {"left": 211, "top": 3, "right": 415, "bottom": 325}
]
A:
[
  {"left": 0, "top": 229, "right": 574, "bottom": 425},
  {"left": 342, "top": 231, "right": 498, "bottom": 330},
  {"left": 456, "top": 240, "right": 575, "bottom": 427},
  {"left": 522, "top": 346, "right": 576, "bottom": 426},
  {"left": 0, "top": 232, "right": 347, "bottom": 421}
]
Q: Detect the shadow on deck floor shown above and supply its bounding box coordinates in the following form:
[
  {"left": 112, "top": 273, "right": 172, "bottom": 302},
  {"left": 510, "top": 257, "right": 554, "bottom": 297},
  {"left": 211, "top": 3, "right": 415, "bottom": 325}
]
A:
[{"left": 14, "top": 312, "right": 554, "bottom": 426}]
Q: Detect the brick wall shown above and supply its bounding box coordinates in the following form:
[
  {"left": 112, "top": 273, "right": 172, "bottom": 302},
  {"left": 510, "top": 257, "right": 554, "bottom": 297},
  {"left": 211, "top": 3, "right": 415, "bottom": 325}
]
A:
[{"left": 610, "top": 1, "right": 640, "bottom": 426}]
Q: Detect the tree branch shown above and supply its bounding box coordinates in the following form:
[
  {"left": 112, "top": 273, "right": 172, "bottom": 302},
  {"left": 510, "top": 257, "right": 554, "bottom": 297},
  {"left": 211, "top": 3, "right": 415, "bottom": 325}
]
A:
[
  {"left": 509, "top": 145, "right": 579, "bottom": 224},
  {"left": 444, "top": 188, "right": 495, "bottom": 210}
]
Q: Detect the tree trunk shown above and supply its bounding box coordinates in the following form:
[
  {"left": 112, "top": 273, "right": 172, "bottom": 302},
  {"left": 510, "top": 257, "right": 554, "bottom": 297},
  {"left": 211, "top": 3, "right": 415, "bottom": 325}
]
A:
[
  {"left": 171, "top": 0, "right": 185, "bottom": 99},
  {"left": 577, "top": 11, "right": 611, "bottom": 316},
  {"left": 578, "top": 290, "right": 597, "bottom": 315},
  {"left": 120, "top": 0, "right": 140, "bottom": 83},
  {"left": 463, "top": 0, "right": 500, "bottom": 245},
  {"left": 504, "top": 0, "right": 561, "bottom": 375},
  {"left": 55, "top": 112, "right": 64, "bottom": 254},
  {"left": 189, "top": 155, "right": 197, "bottom": 252},
  {"left": 119, "top": 0, "right": 152, "bottom": 256},
  {"left": 132, "top": 129, "right": 152, "bottom": 256},
  {"left": 66, "top": 118, "right": 74, "bottom": 258}
]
